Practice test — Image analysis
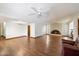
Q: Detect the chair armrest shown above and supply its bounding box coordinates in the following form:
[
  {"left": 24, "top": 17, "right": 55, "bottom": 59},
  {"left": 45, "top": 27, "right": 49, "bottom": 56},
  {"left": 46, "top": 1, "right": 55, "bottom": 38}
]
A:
[
  {"left": 62, "top": 39, "right": 75, "bottom": 45},
  {"left": 63, "top": 44, "right": 79, "bottom": 51}
]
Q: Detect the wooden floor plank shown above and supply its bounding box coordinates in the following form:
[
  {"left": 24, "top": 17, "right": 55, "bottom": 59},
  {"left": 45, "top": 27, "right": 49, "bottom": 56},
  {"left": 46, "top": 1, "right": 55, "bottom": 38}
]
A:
[{"left": 0, "top": 34, "right": 62, "bottom": 56}]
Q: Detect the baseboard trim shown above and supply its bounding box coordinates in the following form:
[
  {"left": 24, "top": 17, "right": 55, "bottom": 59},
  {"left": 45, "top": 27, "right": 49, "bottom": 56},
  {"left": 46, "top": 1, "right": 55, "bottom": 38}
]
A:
[
  {"left": 34, "top": 36, "right": 43, "bottom": 39},
  {"left": 6, "top": 36, "right": 26, "bottom": 40},
  {"left": 6, "top": 34, "right": 62, "bottom": 40},
  {"left": 34, "top": 34, "right": 48, "bottom": 39},
  {"left": 6, "top": 34, "right": 50, "bottom": 40}
]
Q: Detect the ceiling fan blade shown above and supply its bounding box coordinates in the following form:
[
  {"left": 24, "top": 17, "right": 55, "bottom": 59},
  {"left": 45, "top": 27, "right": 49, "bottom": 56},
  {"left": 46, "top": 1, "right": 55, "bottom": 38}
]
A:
[{"left": 31, "top": 7, "right": 39, "bottom": 13}]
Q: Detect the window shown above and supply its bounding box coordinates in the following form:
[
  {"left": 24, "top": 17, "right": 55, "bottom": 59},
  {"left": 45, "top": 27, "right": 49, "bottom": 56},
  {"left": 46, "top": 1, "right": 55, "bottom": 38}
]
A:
[{"left": 69, "top": 21, "right": 74, "bottom": 37}]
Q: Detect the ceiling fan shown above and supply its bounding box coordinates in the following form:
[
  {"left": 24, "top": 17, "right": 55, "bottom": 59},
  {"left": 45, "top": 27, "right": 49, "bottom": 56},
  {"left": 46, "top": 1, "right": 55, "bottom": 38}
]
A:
[{"left": 29, "top": 7, "right": 49, "bottom": 18}]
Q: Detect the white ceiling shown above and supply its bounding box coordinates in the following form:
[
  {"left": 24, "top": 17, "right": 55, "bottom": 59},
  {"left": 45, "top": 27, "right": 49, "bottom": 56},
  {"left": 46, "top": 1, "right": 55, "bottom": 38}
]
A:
[{"left": 0, "top": 3, "right": 79, "bottom": 23}]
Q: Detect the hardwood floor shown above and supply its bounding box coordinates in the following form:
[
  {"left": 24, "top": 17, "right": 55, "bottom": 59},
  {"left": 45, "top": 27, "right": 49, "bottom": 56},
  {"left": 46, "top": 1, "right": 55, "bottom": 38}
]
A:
[{"left": 0, "top": 34, "right": 63, "bottom": 56}]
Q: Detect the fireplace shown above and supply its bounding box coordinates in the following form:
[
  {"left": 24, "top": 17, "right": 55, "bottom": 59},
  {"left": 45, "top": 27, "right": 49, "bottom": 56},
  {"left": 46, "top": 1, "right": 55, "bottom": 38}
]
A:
[{"left": 51, "top": 29, "right": 61, "bottom": 34}]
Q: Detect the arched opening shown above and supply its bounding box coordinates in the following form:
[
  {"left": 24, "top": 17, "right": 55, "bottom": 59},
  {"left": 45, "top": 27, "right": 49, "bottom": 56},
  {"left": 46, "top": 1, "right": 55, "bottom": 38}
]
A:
[{"left": 51, "top": 29, "right": 61, "bottom": 34}]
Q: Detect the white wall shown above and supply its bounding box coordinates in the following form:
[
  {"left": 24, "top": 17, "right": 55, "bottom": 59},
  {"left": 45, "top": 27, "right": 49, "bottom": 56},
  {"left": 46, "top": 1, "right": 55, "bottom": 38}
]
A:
[
  {"left": 30, "top": 23, "right": 50, "bottom": 37},
  {"left": 5, "top": 22, "right": 27, "bottom": 38},
  {"left": 35, "top": 23, "right": 45, "bottom": 37},
  {"left": 42, "top": 24, "right": 50, "bottom": 34},
  {"left": 73, "top": 15, "right": 78, "bottom": 41},
  {"left": 62, "top": 23, "right": 69, "bottom": 36},
  {"left": 0, "top": 22, "right": 5, "bottom": 36},
  {"left": 5, "top": 22, "right": 47, "bottom": 38}
]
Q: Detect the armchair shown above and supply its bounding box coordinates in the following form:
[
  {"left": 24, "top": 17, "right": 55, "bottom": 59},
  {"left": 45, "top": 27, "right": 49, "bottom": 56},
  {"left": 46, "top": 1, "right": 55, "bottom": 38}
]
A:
[{"left": 63, "top": 36, "right": 79, "bottom": 56}]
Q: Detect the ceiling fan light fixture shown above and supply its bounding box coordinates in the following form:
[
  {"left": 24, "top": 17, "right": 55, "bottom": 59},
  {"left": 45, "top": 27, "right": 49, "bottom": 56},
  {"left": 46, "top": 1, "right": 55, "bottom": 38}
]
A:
[{"left": 29, "top": 7, "right": 49, "bottom": 18}]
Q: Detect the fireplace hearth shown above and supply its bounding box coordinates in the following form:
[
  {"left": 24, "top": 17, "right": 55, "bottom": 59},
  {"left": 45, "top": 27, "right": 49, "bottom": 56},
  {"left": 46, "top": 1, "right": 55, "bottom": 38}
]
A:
[{"left": 51, "top": 29, "right": 61, "bottom": 34}]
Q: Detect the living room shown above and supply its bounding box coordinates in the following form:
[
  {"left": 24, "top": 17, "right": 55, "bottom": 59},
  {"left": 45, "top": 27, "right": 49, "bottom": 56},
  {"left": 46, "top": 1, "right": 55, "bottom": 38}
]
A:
[{"left": 0, "top": 3, "right": 79, "bottom": 56}]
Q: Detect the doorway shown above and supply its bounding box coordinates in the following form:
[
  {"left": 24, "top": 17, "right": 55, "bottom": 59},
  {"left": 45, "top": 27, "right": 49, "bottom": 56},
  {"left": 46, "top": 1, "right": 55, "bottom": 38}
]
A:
[{"left": 28, "top": 25, "right": 31, "bottom": 37}]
